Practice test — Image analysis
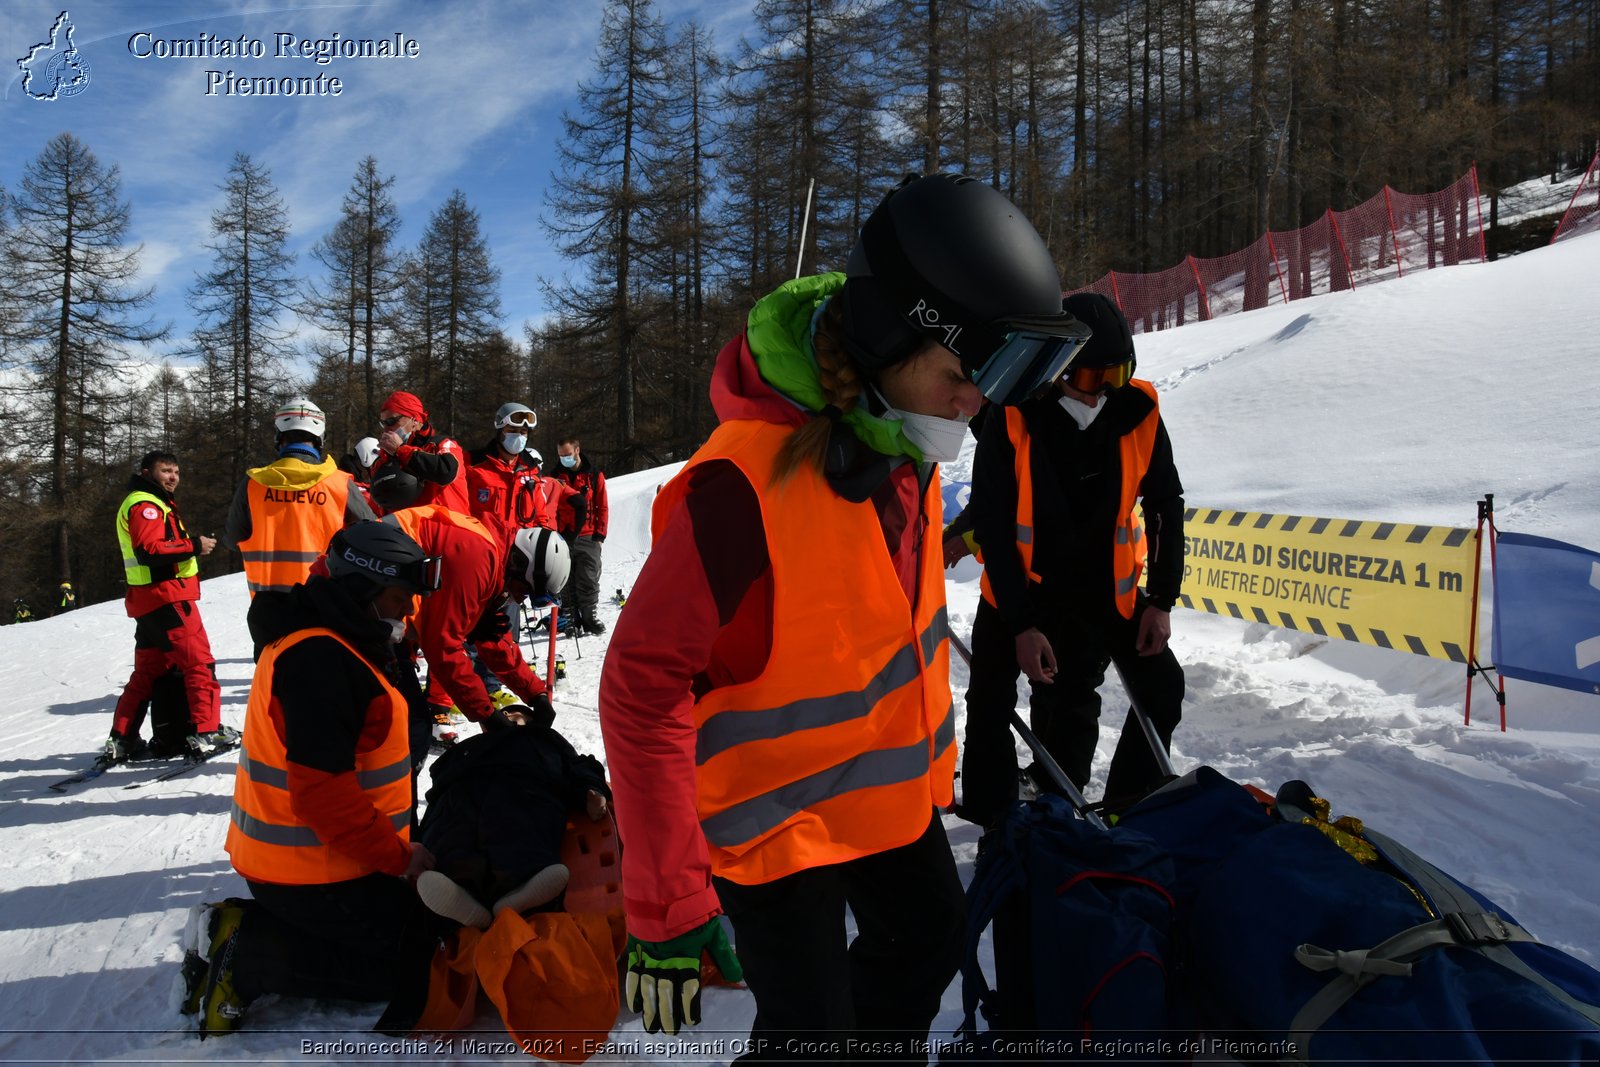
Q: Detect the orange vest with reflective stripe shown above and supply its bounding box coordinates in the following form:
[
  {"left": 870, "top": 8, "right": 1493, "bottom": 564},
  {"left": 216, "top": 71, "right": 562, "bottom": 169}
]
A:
[
  {"left": 226, "top": 628, "right": 412, "bottom": 885},
  {"left": 238, "top": 470, "right": 353, "bottom": 597},
  {"left": 980, "top": 380, "right": 1161, "bottom": 618},
  {"left": 652, "top": 418, "right": 955, "bottom": 887},
  {"left": 385, "top": 503, "right": 498, "bottom": 551}
]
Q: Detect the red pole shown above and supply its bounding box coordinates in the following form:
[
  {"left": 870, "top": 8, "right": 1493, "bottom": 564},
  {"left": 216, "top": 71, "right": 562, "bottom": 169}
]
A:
[
  {"left": 1327, "top": 208, "right": 1357, "bottom": 290},
  {"left": 1265, "top": 232, "right": 1290, "bottom": 304},
  {"left": 547, "top": 604, "right": 559, "bottom": 693},
  {"left": 1465, "top": 503, "right": 1487, "bottom": 726},
  {"left": 1485, "top": 501, "right": 1507, "bottom": 730},
  {"left": 1383, "top": 185, "right": 1404, "bottom": 278},
  {"left": 1188, "top": 256, "right": 1211, "bottom": 320},
  {"left": 1468, "top": 164, "right": 1488, "bottom": 261},
  {"left": 1108, "top": 271, "right": 1124, "bottom": 310}
]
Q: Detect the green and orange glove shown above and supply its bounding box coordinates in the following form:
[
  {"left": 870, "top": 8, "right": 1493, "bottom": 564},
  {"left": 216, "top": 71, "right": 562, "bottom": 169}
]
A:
[{"left": 623, "top": 918, "right": 744, "bottom": 1035}]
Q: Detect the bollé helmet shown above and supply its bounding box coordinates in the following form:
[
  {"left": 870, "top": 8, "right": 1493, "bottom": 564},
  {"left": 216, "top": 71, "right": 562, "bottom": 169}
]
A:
[
  {"left": 838, "top": 173, "right": 1092, "bottom": 405},
  {"left": 508, "top": 527, "right": 571, "bottom": 599},
  {"left": 324, "top": 522, "right": 439, "bottom": 599},
  {"left": 274, "top": 396, "right": 326, "bottom": 440}
]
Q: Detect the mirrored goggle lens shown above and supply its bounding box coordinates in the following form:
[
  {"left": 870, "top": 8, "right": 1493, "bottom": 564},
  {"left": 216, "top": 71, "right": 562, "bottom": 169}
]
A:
[
  {"left": 969, "top": 330, "right": 1091, "bottom": 406},
  {"left": 419, "top": 555, "right": 443, "bottom": 595},
  {"left": 499, "top": 411, "right": 536, "bottom": 429},
  {"left": 1065, "top": 360, "right": 1133, "bottom": 394}
]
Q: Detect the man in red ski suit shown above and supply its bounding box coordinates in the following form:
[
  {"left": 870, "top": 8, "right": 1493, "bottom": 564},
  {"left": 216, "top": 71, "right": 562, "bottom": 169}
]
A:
[
  {"left": 107, "top": 451, "right": 229, "bottom": 761},
  {"left": 370, "top": 391, "right": 470, "bottom": 514}
]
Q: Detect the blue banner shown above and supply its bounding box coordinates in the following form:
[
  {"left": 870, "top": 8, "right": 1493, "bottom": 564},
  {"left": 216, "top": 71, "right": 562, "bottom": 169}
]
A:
[
  {"left": 941, "top": 479, "right": 971, "bottom": 526},
  {"left": 1492, "top": 531, "right": 1600, "bottom": 696}
]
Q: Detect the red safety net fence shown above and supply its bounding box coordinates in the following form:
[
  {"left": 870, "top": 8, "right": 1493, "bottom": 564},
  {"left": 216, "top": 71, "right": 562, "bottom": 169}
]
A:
[
  {"left": 1071, "top": 169, "right": 1487, "bottom": 334},
  {"left": 1550, "top": 148, "right": 1600, "bottom": 244}
]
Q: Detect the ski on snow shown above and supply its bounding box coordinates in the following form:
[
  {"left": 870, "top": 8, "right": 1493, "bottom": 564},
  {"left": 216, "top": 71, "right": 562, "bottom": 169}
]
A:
[
  {"left": 47, "top": 747, "right": 237, "bottom": 793},
  {"left": 47, "top": 757, "right": 115, "bottom": 792},
  {"left": 122, "top": 747, "right": 237, "bottom": 790}
]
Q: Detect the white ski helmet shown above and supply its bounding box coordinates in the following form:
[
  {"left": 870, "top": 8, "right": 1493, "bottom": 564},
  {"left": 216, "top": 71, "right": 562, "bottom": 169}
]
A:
[
  {"left": 274, "top": 396, "right": 326, "bottom": 439},
  {"left": 509, "top": 527, "right": 570, "bottom": 598},
  {"left": 353, "top": 437, "right": 381, "bottom": 470}
]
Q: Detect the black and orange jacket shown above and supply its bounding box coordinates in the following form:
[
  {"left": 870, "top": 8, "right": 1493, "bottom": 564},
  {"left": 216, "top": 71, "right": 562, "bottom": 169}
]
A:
[
  {"left": 229, "top": 578, "right": 418, "bottom": 884},
  {"left": 971, "top": 381, "right": 1184, "bottom": 633}
]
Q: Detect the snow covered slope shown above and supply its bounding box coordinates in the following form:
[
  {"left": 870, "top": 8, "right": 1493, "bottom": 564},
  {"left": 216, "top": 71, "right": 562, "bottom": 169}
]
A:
[{"left": 2, "top": 234, "right": 1597, "bottom": 1063}]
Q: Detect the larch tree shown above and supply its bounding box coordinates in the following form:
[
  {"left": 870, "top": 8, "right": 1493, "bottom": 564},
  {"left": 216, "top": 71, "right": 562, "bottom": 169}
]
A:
[
  {"left": 3, "top": 132, "right": 167, "bottom": 584},
  {"left": 188, "top": 152, "right": 297, "bottom": 483}
]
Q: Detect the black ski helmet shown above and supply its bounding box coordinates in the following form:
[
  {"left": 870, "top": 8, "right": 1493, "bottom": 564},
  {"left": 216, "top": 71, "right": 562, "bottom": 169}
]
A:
[
  {"left": 838, "top": 173, "right": 1090, "bottom": 402},
  {"left": 369, "top": 468, "right": 423, "bottom": 512},
  {"left": 325, "top": 521, "right": 437, "bottom": 599},
  {"left": 1061, "top": 293, "right": 1134, "bottom": 370}
]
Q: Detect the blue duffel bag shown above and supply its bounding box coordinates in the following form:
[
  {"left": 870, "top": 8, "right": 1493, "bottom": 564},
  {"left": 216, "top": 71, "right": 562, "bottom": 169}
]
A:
[{"left": 1187, "top": 785, "right": 1600, "bottom": 1065}]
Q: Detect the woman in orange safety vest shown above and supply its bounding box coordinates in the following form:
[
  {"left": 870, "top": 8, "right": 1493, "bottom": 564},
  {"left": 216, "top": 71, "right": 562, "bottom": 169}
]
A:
[{"left": 597, "top": 174, "right": 1092, "bottom": 1058}]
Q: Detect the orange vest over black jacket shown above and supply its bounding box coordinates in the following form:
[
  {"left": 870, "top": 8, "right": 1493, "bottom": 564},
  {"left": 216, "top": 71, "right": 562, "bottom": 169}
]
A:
[
  {"left": 651, "top": 418, "right": 955, "bottom": 886},
  {"left": 238, "top": 471, "right": 353, "bottom": 596},
  {"left": 226, "top": 628, "right": 412, "bottom": 885},
  {"left": 981, "top": 379, "right": 1161, "bottom": 619}
]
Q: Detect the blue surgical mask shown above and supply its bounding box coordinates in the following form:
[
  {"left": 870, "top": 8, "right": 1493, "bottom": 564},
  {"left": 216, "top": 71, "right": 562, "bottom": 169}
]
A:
[
  {"left": 503, "top": 433, "right": 527, "bottom": 455},
  {"left": 559, "top": 453, "right": 578, "bottom": 469}
]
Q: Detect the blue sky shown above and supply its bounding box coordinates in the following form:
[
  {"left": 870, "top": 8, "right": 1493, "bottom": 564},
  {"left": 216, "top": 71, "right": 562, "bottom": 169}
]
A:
[{"left": 2, "top": 1, "right": 754, "bottom": 362}]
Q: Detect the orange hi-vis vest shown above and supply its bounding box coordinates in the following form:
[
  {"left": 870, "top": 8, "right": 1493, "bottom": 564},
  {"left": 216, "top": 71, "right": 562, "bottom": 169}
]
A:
[
  {"left": 226, "top": 628, "right": 412, "bottom": 885},
  {"left": 980, "top": 380, "right": 1161, "bottom": 619},
  {"left": 652, "top": 418, "right": 956, "bottom": 887},
  {"left": 238, "top": 465, "right": 354, "bottom": 596},
  {"left": 385, "top": 503, "right": 499, "bottom": 551}
]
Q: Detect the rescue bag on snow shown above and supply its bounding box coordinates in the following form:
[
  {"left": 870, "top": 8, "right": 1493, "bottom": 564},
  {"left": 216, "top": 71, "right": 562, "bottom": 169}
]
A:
[
  {"left": 1186, "top": 783, "right": 1600, "bottom": 1064},
  {"left": 959, "top": 791, "right": 1177, "bottom": 1055}
]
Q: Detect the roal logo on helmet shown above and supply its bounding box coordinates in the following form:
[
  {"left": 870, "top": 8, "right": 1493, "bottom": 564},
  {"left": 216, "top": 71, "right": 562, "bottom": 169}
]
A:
[{"left": 907, "top": 299, "right": 963, "bottom": 354}]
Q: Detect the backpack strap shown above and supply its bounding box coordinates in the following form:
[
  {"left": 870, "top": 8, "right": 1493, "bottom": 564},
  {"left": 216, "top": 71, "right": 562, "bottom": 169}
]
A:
[
  {"left": 1283, "top": 828, "right": 1600, "bottom": 1063},
  {"left": 958, "top": 819, "right": 1024, "bottom": 1042}
]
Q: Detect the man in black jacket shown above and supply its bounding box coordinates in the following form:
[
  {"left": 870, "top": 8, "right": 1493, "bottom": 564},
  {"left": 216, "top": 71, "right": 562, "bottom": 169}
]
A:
[{"left": 953, "top": 293, "right": 1186, "bottom": 825}]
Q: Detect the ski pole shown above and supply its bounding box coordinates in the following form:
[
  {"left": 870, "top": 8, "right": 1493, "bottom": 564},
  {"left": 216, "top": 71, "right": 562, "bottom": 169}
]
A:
[
  {"left": 546, "top": 601, "right": 559, "bottom": 692},
  {"left": 1111, "top": 663, "right": 1178, "bottom": 779},
  {"left": 948, "top": 631, "right": 1106, "bottom": 830}
]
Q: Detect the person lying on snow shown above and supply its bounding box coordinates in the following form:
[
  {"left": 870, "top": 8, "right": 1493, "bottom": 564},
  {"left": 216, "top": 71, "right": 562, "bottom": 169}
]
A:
[{"left": 412, "top": 700, "right": 612, "bottom": 930}]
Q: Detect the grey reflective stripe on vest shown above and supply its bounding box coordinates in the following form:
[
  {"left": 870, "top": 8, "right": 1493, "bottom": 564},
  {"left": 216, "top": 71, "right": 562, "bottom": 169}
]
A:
[
  {"left": 356, "top": 755, "right": 413, "bottom": 790},
  {"left": 239, "top": 746, "right": 288, "bottom": 790},
  {"left": 932, "top": 697, "right": 955, "bottom": 758},
  {"left": 238, "top": 746, "right": 410, "bottom": 792},
  {"left": 697, "top": 607, "right": 950, "bottom": 767},
  {"left": 230, "top": 801, "right": 409, "bottom": 847},
  {"left": 701, "top": 724, "right": 945, "bottom": 849},
  {"left": 1115, "top": 522, "right": 1144, "bottom": 545},
  {"left": 1016, "top": 523, "right": 1033, "bottom": 546},
  {"left": 239, "top": 550, "right": 323, "bottom": 564},
  {"left": 1116, "top": 572, "right": 1140, "bottom": 595}
]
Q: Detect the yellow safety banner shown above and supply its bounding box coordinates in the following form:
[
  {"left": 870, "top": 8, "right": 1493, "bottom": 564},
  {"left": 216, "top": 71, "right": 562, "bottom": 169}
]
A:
[{"left": 1176, "top": 507, "right": 1477, "bottom": 662}]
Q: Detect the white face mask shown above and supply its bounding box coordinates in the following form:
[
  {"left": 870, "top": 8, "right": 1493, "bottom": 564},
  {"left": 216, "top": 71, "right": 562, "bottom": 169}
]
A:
[
  {"left": 502, "top": 433, "right": 527, "bottom": 455},
  {"left": 377, "top": 617, "right": 406, "bottom": 644},
  {"left": 1059, "top": 393, "right": 1104, "bottom": 430},
  {"left": 873, "top": 386, "right": 970, "bottom": 464},
  {"left": 559, "top": 453, "right": 578, "bottom": 469}
]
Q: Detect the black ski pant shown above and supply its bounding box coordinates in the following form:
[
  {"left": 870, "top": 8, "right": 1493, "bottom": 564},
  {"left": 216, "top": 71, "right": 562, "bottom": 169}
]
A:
[
  {"left": 235, "top": 874, "right": 444, "bottom": 1008},
  {"left": 960, "top": 595, "right": 1184, "bottom": 826},
  {"left": 568, "top": 534, "right": 603, "bottom": 627},
  {"left": 713, "top": 812, "right": 964, "bottom": 1063}
]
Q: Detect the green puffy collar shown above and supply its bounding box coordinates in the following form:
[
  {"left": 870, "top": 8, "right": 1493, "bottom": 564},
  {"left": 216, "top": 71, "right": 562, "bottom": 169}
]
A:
[{"left": 745, "top": 274, "right": 922, "bottom": 461}]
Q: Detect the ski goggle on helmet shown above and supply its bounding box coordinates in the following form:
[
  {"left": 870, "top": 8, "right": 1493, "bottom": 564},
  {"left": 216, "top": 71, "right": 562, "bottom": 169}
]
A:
[
  {"left": 494, "top": 402, "right": 536, "bottom": 430},
  {"left": 844, "top": 174, "right": 1093, "bottom": 407}
]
